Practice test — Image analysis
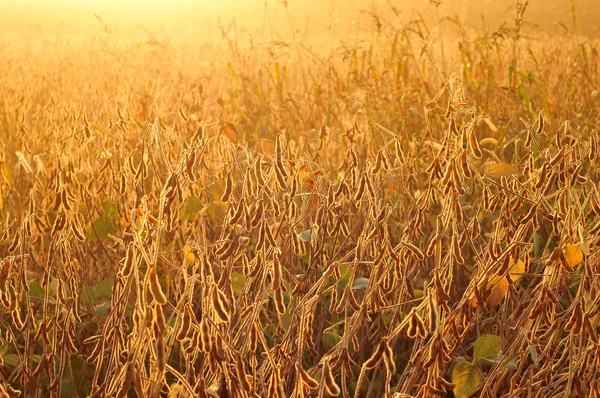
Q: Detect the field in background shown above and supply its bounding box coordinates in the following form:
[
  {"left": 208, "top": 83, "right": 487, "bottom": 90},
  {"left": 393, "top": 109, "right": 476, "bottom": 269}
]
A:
[{"left": 0, "top": 0, "right": 599, "bottom": 397}]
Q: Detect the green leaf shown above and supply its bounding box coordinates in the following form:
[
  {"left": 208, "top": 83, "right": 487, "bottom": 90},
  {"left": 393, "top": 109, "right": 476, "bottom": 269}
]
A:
[
  {"left": 29, "top": 281, "right": 47, "bottom": 299},
  {"left": 298, "top": 229, "right": 312, "bottom": 243},
  {"left": 474, "top": 334, "right": 503, "bottom": 363},
  {"left": 338, "top": 265, "right": 352, "bottom": 288},
  {"left": 323, "top": 329, "right": 342, "bottom": 350},
  {"left": 100, "top": 200, "right": 119, "bottom": 219},
  {"left": 351, "top": 277, "right": 370, "bottom": 290},
  {"left": 94, "top": 301, "right": 111, "bottom": 316},
  {"left": 181, "top": 195, "right": 203, "bottom": 221},
  {"left": 231, "top": 272, "right": 246, "bottom": 294},
  {"left": 479, "top": 355, "right": 518, "bottom": 370},
  {"left": 452, "top": 362, "right": 482, "bottom": 398},
  {"left": 517, "top": 84, "right": 531, "bottom": 107},
  {"left": 93, "top": 278, "right": 115, "bottom": 300},
  {"left": 86, "top": 215, "right": 117, "bottom": 241}
]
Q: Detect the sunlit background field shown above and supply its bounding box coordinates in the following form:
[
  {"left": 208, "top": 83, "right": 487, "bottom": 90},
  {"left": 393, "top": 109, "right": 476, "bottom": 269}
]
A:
[{"left": 0, "top": 0, "right": 599, "bottom": 397}]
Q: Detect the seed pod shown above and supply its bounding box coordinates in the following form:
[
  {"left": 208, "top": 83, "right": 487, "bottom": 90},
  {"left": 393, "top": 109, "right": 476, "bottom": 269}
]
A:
[
  {"left": 322, "top": 360, "right": 340, "bottom": 396},
  {"left": 148, "top": 268, "right": 167, "bottom": 305},
  {"left": 116, "top": 365, "right": 133, "bottom": 398},
  {"left": 249, "top": 323, "right": 258, "bottom": 352},
  {"left": 426, "top": 235, "right": 439, "bottom": 258},
  {"left": 254, "top": 155, "right": 266, "bottom": 187},
  {"left": 217, "top": 238, "right": 239, "bottom": 261},
  {"left": 186, "top": 151, "right": 197, "bottom": 181},
  {"left": 154, "top": 304, "right": 166, "bottom": 332},
  {"left": 274, "top": 161, "right": 287, "bottom": 190},
  {"left": 275, "top": 134, "right": 287, "bottom": 174},
  {"left": 403, "top": 242, "right": 424, "bottom": 261},
  {"left": 264, "top": 221, "right": 276, "bottom": 247},
  {"left": 353, "top": 173, "right": 366, "bottom": 202},
  {"left": 297, "top": 363, "right": 319, "bottom": 390},
  {"left": 382, "top": 339, "right": 396, "bottom": 375},
  {"left": 70, "top": 219, "right": 85, "bottom": 242},
  {"left": 406, "top": 310, "right": 427, "bottom": 339},
  {"left": 460, "top": 149, "right": 472, "bottom": 178},
  {"left": 212, "top": 287, "right": 230, "bottom": 323},
  {"left": 365, "top": 174, "right": 376, "bottom": 199},
  {"left": 428, "top": 295, "right": 438, "bottom": 334},
  {"left": 251, "top": 201, "right": 264, "bottom": 228},
  {"left": 121, "top": 243, "right": 135, "bottom": 277},
  {"left": 274, "top": 287, "right": 286, "bottom": 315},
  {"left": 176, "top": 306, "right": 192, "bottom": 341},
  {"left": 229, "top": 199, "right": 244, "bottom": 225},
  {"left": 236, "top": 356, "right": 251, "bottom": 392},
  {"left": 61, "top": 189, "right": 72, "bottom": 211},
  {"left": 536, "top": 111, "right": 544, "bottom": 135},
  {"left": 221, "top": 172, "right": 233, "bottom": 202},
  {"left": 590, "top": 131, "right": 597, "bottom": 160},
  {"left": 272, "top": 257, "right": 282, "bottom": 290},
  {"left": 268, "top": 368, "right": 281, "bottom": 398},
  {"left": 86, "top": 339, "right": 103, "bottom": 364},
  {"left": 524, "top": 129, "right": 533, "bottom": 148},
  {"left": 363, "top": 339, "right": 386, "bottom": 369},
  {"left": 468, "top": 128, "right": 482, "bottom": 159},
  {"left": 200, "top": 318, "right": 212, "bottom": 353},
  {"left": 156, "top": 334, "right": 166, "bottom": 372},
  {"left": 8, "top": 233, "right": 19, "bottom": 253},
  {"left": 440, "top": 160, "right": 453, "bottom": 187},
  {"left": 521, "top": 203, "right": 538, "bottom": 225},
  {"left": 373, "top": 151, "right": 383, "bottom": 174},
  {"left": 290, "top": 174, "right": 298, "bottom": 198}
]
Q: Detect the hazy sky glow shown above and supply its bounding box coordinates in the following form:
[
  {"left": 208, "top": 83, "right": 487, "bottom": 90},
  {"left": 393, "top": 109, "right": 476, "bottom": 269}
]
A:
[{"left": 0, "top": 0, "right": 598, "bottom": 38}]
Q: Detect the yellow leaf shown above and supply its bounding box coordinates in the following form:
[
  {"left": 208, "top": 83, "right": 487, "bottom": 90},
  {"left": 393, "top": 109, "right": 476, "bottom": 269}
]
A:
[
  {"left": 486, "top": 275, "right": 508, "bottom": 308},
  {"left": 484, "top": 163, "right": 519, "bottom": 178},
  {"left": 508, "top": 258, "right": 525, "bottom": 282},
  {"left": 298, "top": 165, "right": 321, "bottom": 189},
  {"left": 452, "top": 362, "right": 482, "bottom": 398},
  {"left": 563, "top": 244, "right": 583, "bottom": 270},
  {"left": 183, "top": 246, "right": 195, "bottom": 264},
  {"left": 219, "top": 120, "right": 238, "bottom": 144}
]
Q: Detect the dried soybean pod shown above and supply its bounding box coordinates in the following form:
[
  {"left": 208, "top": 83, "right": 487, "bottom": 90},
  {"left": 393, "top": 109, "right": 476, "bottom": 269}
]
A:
[
  {"left": 254, "top": 155, "right": 266, "bottom": 187},
  {"left": 70, "top": 219, "right": 85, "bottom": 242},
  {"left": 121, "top": 242, "right": 135, "bottom": 277},
  {"left": 221, "top": 172, "right": 233, "bottom": 202},
  {"left": 274, "top": 287, "right": 286, "bottom": 315},
  {"left": 590, "top": 130, "right": 598, "bottom": 160},
  {"left": 468, "top": 127, "right": 482, "bottom": 159},
  {"left": 176, "top": 305, "right": 192, "bottom": 341},
  {"left": 186, "top": 150, "right": 197, "bottom": 181},
  {"left": 8, "top": 233, "right": 19, "bottom": 253},
  {"left": 460, "top": 149, "right": 472, "bottom": 178},
  {"left": 274, "top": 161, "right": 287, "bottom": 190},
  {"left": 536, "top": 111, "right": 544, "bottom": 135},
  {"left": 322, "top": 360, "right": 340, "bottom": 396},
  {"left": 229, "top": 199, "right": 244, "bottom": 225},
  {"left": 353, "top": 173, "right": 366, "bottom": 202},
  {"left": 212, "top": 287, "right": 230, "bottom": 323},
  {"left": 200, "top": 317, "right": 212, "bottom": 353},
  {"left": 235, "top": 356, "right": 251, "bottom": 392},
  {"left": 363, "top": 340, "right": 385, "bottom": 369},
  {"left": 297, "top": 363, "right": 319, "bottom": 390},
  {"left": 148, "top": 268, "right": 167, "bottom": 305}
]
